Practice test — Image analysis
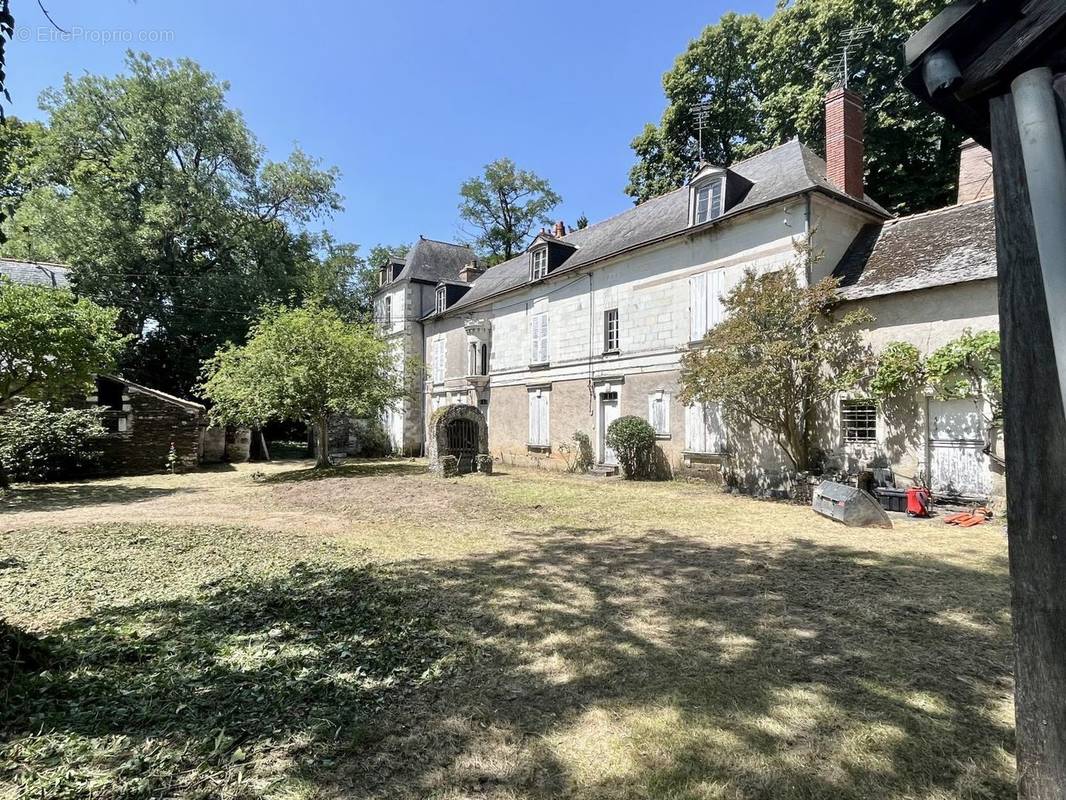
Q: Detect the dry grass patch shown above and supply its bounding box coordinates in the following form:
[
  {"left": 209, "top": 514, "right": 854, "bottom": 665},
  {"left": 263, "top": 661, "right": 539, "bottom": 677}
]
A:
[{"left": 0, "top": 460, "right": 1014, "bottom": 798}]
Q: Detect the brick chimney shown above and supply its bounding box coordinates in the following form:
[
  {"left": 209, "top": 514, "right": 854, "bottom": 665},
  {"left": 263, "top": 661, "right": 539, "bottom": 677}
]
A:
[
  {"left": 824, "top": 86, "right": 865, "bottom": 199},
  {"left": 553, "top": 220, "right": 567, "bottom": 237},
  {"left": 956, "top": 138, "right": 994, "bottom": 204},
  {"left": 458, "top": 260, "right": 483, "bottom": 283}
]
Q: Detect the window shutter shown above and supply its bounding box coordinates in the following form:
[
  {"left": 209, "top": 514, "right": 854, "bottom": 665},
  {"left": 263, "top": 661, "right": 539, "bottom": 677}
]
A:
[
  {"left": 685, "top": 403, "right": 704, "bottom": 452},
  {"left": 541, "top": 393, "right": 549, "bottom": 445},
  {"left": 434, "top": 337, "right": 445, "bottom": 383},
  {"left": 708, "top": 270, "right": 725, "bottom": 328},
  {"left": 704, "top": 402, "right": 726, "bottom": 453},
  {"left": 530, "top": 314, "right": 541, "bottom": 363},
  {"left": 689, "top": 273, "right": 708, "bottom": 341},
  {"left": 649, "top": 394, "right": 667, "bottom": 435},
  {"left": 530, "top": 312, "right": 548, "bottom": 363},
  {"left": 528, "top": 392, "right": 538, "bottom": 444},
  {"left": 528, "top": 390, "right": 548, "bottom": 445}
]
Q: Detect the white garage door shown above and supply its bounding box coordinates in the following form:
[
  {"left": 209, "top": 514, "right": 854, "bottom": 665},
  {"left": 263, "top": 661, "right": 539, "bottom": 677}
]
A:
[{"left": 929, "top": 398, "right": 992, "bottom": 498}]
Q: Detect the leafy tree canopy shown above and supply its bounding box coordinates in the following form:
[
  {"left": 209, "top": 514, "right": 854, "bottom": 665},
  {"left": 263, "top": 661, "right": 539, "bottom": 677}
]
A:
[
  {"left": 679, "top": 264, "right": 872, "bottom": 469},
  {"left": 0, "top": 117, "right": 47, "bottom": 243},
  {"left": 0, "top": 280, "right": 128, "bottom": 404},
  {"left": 200, "top": 302, "right": 403, "bottom": 468},
  {"left": 0, "top": 52, "right": 344, "bottom": 397},
  {"left": 627, "top": 0, "right": 963, "bottom": 215},
  {"left": 458, "top": 158, "right": 561, "bottom": 264}
]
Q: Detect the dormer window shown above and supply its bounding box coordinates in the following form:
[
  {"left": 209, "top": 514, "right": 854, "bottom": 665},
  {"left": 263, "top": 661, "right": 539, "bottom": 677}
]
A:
[
  {"left": 435, "top": 286, "right": 447, "bottom": 314},
  {"left": 694, "top": 178, "right": 723, "bottom": 224},
  {"left": 530, "top": 247, "right": 548, "bottom": 281},
  {"left": 688, "top": 164, "right": 732, "bottom": 226}
]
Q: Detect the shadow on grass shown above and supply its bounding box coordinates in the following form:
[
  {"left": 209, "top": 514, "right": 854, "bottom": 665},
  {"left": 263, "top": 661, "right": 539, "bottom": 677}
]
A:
[
  {"left": 0, "top": 562, "right": 456, "bottom": 797},
  {"left": 0, "top": 484, "right": 193, "bottom": 513},
  {"left": 264, "top": 459, "right": 428, "bottom": 484},
  {"left": 1, "top": 529, "right": 1014, "bottom": 799},
  {"left": 350, "top": 531, "right": 1014, "bottom": 799}
]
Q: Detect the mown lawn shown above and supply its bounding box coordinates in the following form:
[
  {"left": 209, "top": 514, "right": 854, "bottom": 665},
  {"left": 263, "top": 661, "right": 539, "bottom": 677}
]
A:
[{"left": 0, "top": 460, "right": 1015, "bottom": 799}]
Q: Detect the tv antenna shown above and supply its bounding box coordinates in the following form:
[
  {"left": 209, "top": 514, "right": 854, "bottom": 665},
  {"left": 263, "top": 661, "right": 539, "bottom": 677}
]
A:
[
  {"left": 689, "top": 100, "right": 713, "bottom": 161},
  {"left": 828, "top": 24, "right": 874, "bottom": 88}
]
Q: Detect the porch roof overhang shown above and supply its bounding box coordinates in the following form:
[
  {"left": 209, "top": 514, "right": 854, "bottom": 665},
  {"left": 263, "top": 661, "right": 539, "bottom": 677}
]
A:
[{"left": 902, "top": 0, "right": 1066, "bottom": 147}]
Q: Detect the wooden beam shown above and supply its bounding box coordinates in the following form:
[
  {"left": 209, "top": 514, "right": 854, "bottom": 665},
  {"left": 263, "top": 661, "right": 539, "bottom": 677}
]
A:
[{"left": 990, "top": 82, "right": 1066, "bottom": 799}]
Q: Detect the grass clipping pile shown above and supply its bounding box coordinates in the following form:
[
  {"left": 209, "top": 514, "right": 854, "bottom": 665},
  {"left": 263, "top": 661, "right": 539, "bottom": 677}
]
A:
[{"left": 0, "top": 523, "right": 461, "bottom": 799}]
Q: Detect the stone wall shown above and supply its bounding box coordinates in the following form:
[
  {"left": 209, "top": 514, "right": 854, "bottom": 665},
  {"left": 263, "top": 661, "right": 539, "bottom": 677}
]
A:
[{"left": 95, "top": 388, "right": 206, "bottom": 475}]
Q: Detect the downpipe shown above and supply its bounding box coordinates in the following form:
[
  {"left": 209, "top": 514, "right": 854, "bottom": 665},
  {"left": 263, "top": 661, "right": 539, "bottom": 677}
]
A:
[{"left": 1011, "top": 67, "right": 1066, "bottom": 415}]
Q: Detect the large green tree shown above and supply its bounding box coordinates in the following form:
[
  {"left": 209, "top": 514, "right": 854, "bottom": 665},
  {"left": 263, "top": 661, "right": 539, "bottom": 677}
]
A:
[
  {"left": 0, "top": 117, "right": 47, "bottom": 243},
  {"left": 0, "top": 52, "right": 342, "bottom": 397},
  {"left": 626, "top": 12, "right": 765, "bottom": 202},
  {"left": 627, "top": 0, "right": 963, "bottom": 215},
  {"left": 0, "top": 280, "right": 127, "bottom": 405},
  {"left": 458, "top": 158, "right": 561, "bottom": 264},
  {"left": 200, "top": 302, "right": 402, "bottom": 468},
  {"left": 678, "top": 267, "right": 872, "bottom": 470}
]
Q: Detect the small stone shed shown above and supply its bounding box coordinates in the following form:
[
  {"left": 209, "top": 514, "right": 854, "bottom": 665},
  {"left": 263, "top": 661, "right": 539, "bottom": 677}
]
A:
[
  {"left": 88, "top": 375, "right": 209, "bottom": 474},
  {"left": 427, "top": 404, "right": 490, "bottom": 475}
]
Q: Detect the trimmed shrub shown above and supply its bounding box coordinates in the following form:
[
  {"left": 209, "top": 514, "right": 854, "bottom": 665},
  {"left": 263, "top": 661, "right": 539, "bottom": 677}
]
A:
[
  {"left": 0, "top": 401, "right": 106, "bottom": 482},
  {"left": 606, "top": 416, "right": 658, "bottom": 480}
]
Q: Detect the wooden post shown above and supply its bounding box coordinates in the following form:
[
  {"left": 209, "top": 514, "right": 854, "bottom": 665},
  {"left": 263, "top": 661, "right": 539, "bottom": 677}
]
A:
[{"left": 990, "top": 79, "right": 1066, "bottom": 799}]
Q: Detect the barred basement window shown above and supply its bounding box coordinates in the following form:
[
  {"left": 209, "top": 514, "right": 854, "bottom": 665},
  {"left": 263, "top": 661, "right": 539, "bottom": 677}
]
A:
[{"left": 841, "top": 400, "right": 877, "bottom": 443}]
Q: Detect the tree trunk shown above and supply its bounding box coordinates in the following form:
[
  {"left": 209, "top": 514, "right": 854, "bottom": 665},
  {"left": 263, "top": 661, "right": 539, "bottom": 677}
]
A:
[{"left": 315, "top": 415, "right": 331, "bottom": 469}]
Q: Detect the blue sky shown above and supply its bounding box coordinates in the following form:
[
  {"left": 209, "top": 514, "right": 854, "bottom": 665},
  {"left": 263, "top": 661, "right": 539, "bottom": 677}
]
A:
[{"left": 5, "top": 0, "right": 776, "bottom": 251}]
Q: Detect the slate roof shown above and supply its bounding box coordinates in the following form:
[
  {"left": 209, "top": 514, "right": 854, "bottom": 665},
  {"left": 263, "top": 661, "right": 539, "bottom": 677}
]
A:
[
  {"left": 832, "top": 198, "right": 996, "bottom": 301},
  {"left": 0, "top": 258, "right": 72, "bottom": 288},
  {"left": 100, "top": 374, "right": 206, "bottom": 413},
  {"left": 392, "top": 238, "right": 476, "bottom": 285},
  {"left": 447, "top": 138, "right": 889, "bottom": 314}
]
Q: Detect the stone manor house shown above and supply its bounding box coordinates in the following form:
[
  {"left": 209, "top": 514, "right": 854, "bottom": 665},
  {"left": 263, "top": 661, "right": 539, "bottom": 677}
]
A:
[{"left": 374, "top": 86, "right": 1001, "bottom": 500}]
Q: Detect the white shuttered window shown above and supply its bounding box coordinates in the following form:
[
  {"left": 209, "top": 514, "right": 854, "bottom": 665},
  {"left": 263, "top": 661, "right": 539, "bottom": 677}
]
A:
[
  {"left": 689, "top": 273, "right": 707, "bottom": 342},
  {"left": 528, "top": 389, "right": 550, "bottom": 446},
  {"left": 529, "top": 298, "right": 549, "bottom": 364},
  {"left": 648, "top": 392, "right": 670, "bottom": 435},
  {"left": 684, "top": 402, "right": 726, "bottom": 453},
  {"left": 433, "top": 336, "right": 445, "bottom": 383},
  {"left": 690, "top": 269, "right": 727, "bottom": 340}
]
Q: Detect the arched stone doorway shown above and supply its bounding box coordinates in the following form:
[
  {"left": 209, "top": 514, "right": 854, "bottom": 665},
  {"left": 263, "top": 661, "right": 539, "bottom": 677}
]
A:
[{"left": 428, "top": 404, "right": 489, "bottom": 475}]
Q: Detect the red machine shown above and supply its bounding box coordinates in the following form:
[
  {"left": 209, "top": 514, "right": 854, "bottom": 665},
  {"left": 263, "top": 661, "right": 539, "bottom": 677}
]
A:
[{"left": 906, "top": 486, "right": 931, "bottom": 517}]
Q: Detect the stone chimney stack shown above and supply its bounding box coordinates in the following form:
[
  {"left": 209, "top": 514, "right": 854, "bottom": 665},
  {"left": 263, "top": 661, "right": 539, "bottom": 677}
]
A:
[
  {"left": 824, "top": 85, "right": 865, "bottom": 199},
  {"left": 458, "top": 260, "right": 483, "bottom": 283},
  {"left": 956, "top": 138, "right": 994, "bottom": 204},
  {"left": 553, "top": 220, "right": 567, "bottom": 237}
]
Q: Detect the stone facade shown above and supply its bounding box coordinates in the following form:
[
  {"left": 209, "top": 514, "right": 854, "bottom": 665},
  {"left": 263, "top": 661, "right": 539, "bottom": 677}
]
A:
[{"left": 426, "top": 404, "right": 489, "bottom": 475}]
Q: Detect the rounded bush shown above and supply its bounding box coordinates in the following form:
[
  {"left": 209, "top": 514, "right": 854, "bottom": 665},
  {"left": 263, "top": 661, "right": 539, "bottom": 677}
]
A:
[
  {"left": 0, "top": 400, "right": 106, "bottom": 482},
  {"left": 605, "top": 416, "right": 657, "bottom": 480}
]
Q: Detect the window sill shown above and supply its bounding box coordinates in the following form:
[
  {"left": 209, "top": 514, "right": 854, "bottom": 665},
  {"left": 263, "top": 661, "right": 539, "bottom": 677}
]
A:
[
  {"left": 655, "top": 433, "right": 671, "bottom": 441},
  {"left": 602, "top": 349, "right": 620, "bottom": 357},
  {"left": 527, "top": 444, "right": 551, "bottom": 453},
  {"left": 528, "top": 362, "right": 550, "bottom": 371}
]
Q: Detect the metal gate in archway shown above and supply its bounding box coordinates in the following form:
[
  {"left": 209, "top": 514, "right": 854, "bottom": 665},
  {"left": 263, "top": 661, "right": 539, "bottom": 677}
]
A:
[{"left": 445, "top": 417, "right": 479, "bottom": 474}]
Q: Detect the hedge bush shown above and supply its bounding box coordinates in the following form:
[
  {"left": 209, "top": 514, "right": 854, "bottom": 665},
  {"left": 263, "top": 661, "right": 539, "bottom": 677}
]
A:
[
  {"left": 605, "top": 415, "right": 657, "bottom": 480},
  {"left": 0, "top": 401, "right": 106, "bottom": 482}
]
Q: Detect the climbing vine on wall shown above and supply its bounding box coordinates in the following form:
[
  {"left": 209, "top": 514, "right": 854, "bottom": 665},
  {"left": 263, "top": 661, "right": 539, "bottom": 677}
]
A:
[
  {"left": 926, "top": 330, "right": 1003, "bottom": 424},
  {"left": 870, "top": 341, "right": 925, "bottom": 402},
  {"left": 868, "top": 332, "right": 1002, "bottom": 427}
]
